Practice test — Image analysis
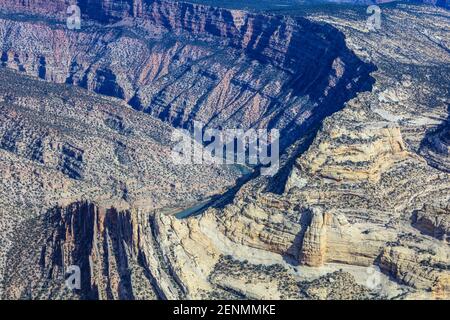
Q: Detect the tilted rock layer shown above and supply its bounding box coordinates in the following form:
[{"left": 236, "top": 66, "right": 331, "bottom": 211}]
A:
[{"left": 0, "top": 1, "right": 449, "bottom": 300}]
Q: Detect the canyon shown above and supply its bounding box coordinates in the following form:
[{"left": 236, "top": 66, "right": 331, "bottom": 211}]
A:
[
  {"left": 0, "top": 0, "right": 448, "bottom": 300},
  {"left": 0, "top": 0, "right": 377, "bottom": 150}
]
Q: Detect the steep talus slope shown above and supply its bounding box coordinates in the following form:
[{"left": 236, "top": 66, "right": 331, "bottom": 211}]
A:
[
  {"left": 0, "top": 68, "right": 238, "bottom": 211},
  {"left": 0, "top": 0, "right": 375, "bottom": 147}
]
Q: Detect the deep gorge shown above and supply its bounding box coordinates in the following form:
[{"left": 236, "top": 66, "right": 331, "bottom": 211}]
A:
[{"left": 0, "top": 0, "right": 376, "bottom": 149}]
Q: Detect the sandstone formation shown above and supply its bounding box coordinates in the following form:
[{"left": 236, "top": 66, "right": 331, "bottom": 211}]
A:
[
  {"left": 0, "top": 0, "right": 375, "bottom": 149},
  {"left": 299, "top": 208, "right": 330, "bottom": 267},
  {"left": 0, "top": 67, "right": 240, "bottom": 297},
  {"left": 379, "top": 246, "right": 449, "bottom": 295},
  {"left": 297, "top": 120, "right": 412, "bottom": 183},
  {"left": 420, "top": 118, "right": 450, "bottom": 172},
  {"left": 412, "top": 204, "right": 450, "bottom": 241},
  {"left": 0, "top": 1, "right": 449, "bottom": 300}
]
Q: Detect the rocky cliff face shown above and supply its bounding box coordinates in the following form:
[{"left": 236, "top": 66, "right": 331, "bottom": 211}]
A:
[
  {"left": 0, "top": 0, "right": 375, "bottom": 148},
  {"left": 0, "top": 67, "right": 241, "bottom": 298},
  {"left": 4, "top": 201, "right": 162, "bottom": 299},
  {"left": 0, "top": 1, "right": 449, "bottom": 300},
  {"left": 420, "top": 115, "right": 450, "bottom": 173},
  {"left": 3, "top": 200, "right": 385, "bottom": 300}
]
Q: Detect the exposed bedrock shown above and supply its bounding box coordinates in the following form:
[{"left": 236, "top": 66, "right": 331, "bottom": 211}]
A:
[
  {"left": 1, "top": 1, "right": 448, "bottom": 300},
  {"left": 0, "top": 0, "right": 375, "bottom": 148},
  {"left": 379, "top": 246, "right": 450, "bottom": 297},
  {"left": 412, "top": 204, "right": 450, "bottom": 242},
  {"left": 3, "top": 201, "right": 188, "bottom": 300},
  {"left": 296, "top": 124, "right": 412, "bottom": 183},
  {"left": 4, "top": 200, "right": 389, "bottom": 300},
  {"left": 298, "top": 208, "right": 330, "bottom": 267},
  {"left": 197, "top": 96, "right": 450, "bottom": 295},
  {"left": 420, "top": 111, "right": 450, "bottom": 173}
]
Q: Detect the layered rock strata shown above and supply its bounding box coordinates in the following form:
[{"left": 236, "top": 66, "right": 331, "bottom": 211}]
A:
[
  {"left": 0, "top": 0, "right": 375, "bottom": 149},
  {"left": 0, "top": 1, "right": 449, "bottom": 300}
]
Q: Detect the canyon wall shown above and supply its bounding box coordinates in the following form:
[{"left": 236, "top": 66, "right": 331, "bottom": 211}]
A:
[
  {"left": 1, "top": 1, "right": 448, "bottom": 300},
  {"left": 3, "top": 201, "right": 173, "bottom": 299},
  {"left": 0, "top": 0, "right": 375, "bottom": 148}
]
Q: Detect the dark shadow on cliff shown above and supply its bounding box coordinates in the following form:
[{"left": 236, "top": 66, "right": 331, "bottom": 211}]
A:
[
  {"left": 418, "top": 104, "right": 450, "bottom": 173},
  {"left": 0, "top": 2, "right": 378, "bottom": 214},
  {"left": 1, "top": 201, "right": 148, "bottom": 300},
  {"left": 177, "top": 14, "right": 377, "bottom": 207}
]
